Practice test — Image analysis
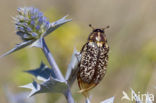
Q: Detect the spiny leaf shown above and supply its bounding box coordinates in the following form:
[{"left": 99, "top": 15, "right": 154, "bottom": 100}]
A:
[
  {"left": 25, "top": 61, "right": 56, "bottom": 80},
  {"left": 0, "top": 40, "right": 34, "bottom": 58},
  {"left": 20, "top": 76, "right": 68, "bottom": 97},
  {"left": 65, "top": 48, "right": 81, "bottom": 87}
]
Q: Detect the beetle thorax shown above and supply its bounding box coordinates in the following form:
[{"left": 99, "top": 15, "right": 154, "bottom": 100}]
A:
[{"left": 88, "top": 29, "right": 107, "bottom": 47}]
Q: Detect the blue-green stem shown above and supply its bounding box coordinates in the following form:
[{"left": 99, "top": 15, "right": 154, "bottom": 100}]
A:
[{"left": 42, "top": 38, "right": 74, "bottom": 103}]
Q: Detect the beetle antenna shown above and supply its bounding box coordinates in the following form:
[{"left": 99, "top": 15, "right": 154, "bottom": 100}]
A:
[
  {"left": 89, "top": 24, "right": 95, "bottom": 30},
  {"left": 102, "top": 25, "right": 110, "bottom": 31}
]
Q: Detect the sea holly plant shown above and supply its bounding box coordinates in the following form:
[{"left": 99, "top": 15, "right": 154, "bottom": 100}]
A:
[
  {"left": 0, "top": 7, "right": 71, "bottom": 58},
  {"left": 1, "top": 7, "right": 114, "bottom": 103}
]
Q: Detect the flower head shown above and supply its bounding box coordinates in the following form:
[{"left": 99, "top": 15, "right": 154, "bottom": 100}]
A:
[
  {"left": 15, "top": 7, "right": 50, "bottom": 41},
  {"left": 0, "top": 7, "right": 71, "bottom": 58}
]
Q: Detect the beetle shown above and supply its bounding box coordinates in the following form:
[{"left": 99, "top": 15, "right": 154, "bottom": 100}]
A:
[{"left": 77, "top": 24, "right": 110, "bottom": 98}]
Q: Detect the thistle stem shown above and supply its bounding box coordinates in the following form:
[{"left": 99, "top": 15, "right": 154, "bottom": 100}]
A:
[
  {"left": 41, "top": 38, "right": 74, "bottom": 103},
  {"left": 64, "top": 88, "right": 75, "bottom": 103},
  {"left": 42, "top": 38, "right": 64, "bottom": 80}
]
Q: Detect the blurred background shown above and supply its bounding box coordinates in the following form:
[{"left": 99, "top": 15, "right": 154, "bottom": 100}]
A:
[{"left": 0, "top": 0, "right": 156, "bottom": 103}]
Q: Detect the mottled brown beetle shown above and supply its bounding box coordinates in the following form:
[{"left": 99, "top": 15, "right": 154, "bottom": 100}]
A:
[{"left": 77, "top": 24, "right": 110, "bottom": 98}]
